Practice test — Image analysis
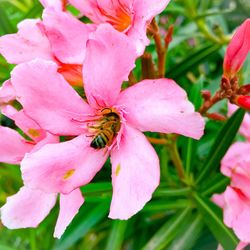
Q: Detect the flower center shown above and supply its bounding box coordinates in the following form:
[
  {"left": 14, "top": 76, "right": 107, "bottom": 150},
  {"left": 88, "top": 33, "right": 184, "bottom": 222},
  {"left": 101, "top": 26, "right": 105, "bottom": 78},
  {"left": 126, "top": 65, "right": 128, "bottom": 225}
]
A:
[
  {"left": 88, "top": 108, "right": 121, "bottom": 149},
  {"left": 98, "top": 4, "right": 133, "bottom": 32}
]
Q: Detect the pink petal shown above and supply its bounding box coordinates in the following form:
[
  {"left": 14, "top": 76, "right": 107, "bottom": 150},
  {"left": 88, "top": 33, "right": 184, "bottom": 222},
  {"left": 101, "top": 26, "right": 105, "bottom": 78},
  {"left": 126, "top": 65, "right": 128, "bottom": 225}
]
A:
[
  {"left": 221, "top": 142, "right": 250, "bottom": 177},
  {"left": 0, "top": 19, "right": 52, "bottom": 64},
  {"left": 83, "top": 24, "right": 136, "bottom": 107},
  {"left": 2, "top": 105, "right": 47, "bottom": 143},
  {"left": 223, "top": 187, "right": 244, "bottom": 228},
  {"left": 236, "top": 242, "right": 249, "bottom": 250},
  {"left": 234, "top": 206, "right": 250, "bottom": 242},
  {"left": 129, "top": 0, "right": 171, "bottom": 54},
  {"left": 0, "top": 80, "right": 16, "bottom": 105},
  {"left": 42, "top": 8, "right": 94, "bottom": 64},
  {"left": 11, "top": 59, "right": 93, "bottom": 136},
  {"left": 211, "top": 193, "right": 225, "bottom": 208},
  {"left": 1, "top": 186, "right": 57, "bottom": 229},
  {"left": 223, "top": 19, "right": 250, "bottom": 76},
  {"left": 54, "top": 188, "right": 84, "bottom": 238},
  {"left": 117, "top": 79, "right": 204, "bottom": 139},
  {"left": 109, "top": 125, "right": 160, "bottom": 219},
  {"left": 39, "top": 0, "right": 65, "bottom": 10},
  {"left": 22, "top": 135, "right": 107, "bottom": 194},
  {"left": 0, "top": 126, "right": 34, "bottom": 164}
]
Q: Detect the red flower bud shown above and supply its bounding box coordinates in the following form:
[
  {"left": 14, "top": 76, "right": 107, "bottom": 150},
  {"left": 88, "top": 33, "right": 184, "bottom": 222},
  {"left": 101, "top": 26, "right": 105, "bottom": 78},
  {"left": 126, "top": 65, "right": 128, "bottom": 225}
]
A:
[{"left": 235, "top": 95, "right": 250, "bottom": 110}]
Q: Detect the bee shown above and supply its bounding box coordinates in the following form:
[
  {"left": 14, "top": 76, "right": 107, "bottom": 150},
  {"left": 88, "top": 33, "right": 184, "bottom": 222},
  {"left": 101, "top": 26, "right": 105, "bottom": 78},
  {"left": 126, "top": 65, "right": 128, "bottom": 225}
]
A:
[{"left": 90, "top": 108, "right": 121, "bottom": 149}]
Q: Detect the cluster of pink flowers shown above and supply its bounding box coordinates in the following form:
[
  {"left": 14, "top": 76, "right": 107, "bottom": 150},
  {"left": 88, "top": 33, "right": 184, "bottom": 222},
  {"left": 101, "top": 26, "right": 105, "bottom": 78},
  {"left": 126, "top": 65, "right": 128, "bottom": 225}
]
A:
[{"left": 0, "top": 0, "right": 205, "bottom": 238}]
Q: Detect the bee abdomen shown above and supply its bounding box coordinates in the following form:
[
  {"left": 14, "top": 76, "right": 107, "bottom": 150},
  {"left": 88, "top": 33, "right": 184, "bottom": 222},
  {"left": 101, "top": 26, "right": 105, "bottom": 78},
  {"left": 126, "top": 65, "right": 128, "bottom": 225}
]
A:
[{"left": 90, "top": 133, "right": 109, "bottom": 149}]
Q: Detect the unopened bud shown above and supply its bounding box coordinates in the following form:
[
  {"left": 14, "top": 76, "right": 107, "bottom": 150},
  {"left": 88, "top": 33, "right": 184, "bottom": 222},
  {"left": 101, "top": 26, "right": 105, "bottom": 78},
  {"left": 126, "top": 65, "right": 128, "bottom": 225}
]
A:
[
  {"left": 164, "top": 25, "right": 174, "bottom": 48},
  {"left": 238, "top": 84, "right": 250, "bottom": 95},
  {"left": 201, "top": 90, "right": 211, "bottom": 100},
  {"left": 234, "top": 95, "right": 250, "bottom": 110}
]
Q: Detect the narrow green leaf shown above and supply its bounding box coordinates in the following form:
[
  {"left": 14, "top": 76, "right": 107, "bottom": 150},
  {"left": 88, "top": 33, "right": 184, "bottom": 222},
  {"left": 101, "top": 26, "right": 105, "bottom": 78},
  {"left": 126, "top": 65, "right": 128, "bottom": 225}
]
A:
[
  {"left": 166, "top": 44, "right": 221, "bottom": 79},
  {"left": 194, "top": 193, "right": 238, "bottom": 250},
  {"left": 105, "top": 220, "right": 128, "bottom": 250},
  {"left": 81, "top": 182, "right": 112, "bottom": 195},
  {"left": 143, "top": 199, "right": 190, "bottom": 212},
  {"left": 154, "top": 187, "right": 191, "bottom": 197},
  {"left": 196, "top": 108, "right": 245, "bottom": 184},
  {"left": 142, "top": 207, "right": 191, "bottom": 250},
  {"left": 0, "top": 5, "right": 16, "bottom": 34},
  {"left": 168, "top": 213, "right": 204, "bottom": 250},
  {"left": 183, "top": 77, "right": 204, "bottom": 174},
  {"left": 55, "top": 200, "right": 109, "bottom": 250}
]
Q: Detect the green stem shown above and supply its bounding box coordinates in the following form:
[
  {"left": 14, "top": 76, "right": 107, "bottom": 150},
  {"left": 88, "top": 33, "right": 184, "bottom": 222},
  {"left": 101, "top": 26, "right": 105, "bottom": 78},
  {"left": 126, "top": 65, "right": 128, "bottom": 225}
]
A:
[{"left": 168, "top": 142, "right": 185, "bottom": 181}]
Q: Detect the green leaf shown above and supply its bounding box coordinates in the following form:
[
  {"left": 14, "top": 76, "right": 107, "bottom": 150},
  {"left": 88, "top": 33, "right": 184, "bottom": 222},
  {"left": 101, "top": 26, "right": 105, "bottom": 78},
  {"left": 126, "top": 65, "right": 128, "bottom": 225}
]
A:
[
  {"left": 166, "top": 44, "right": 221, "bottom": 79},
  {"left": 55, "top": 200, "right": 109, "bottom": 250},
  {"left": 196, "top": 108, "right": 245, "bottom": 184},
  {"left": 183, "top": 76, "right": 204, "bottom": 175},
  {"left": 168, "top": 213, "right": 204, "bottom": 250},
  {"left": 105, "top": 220, "right": 128, "bottom": 250},
  {"left": 0, "top": 5, "right": 16, "bottom": 34},
  {"left": 0, "top": 244, "right": 19, "bottom": 250},
  {"left": 142, "top": 207, "right": 191, "bottom": 250},
  {"left": 194, "top": 193, "right": 238, "bottom": 250}
]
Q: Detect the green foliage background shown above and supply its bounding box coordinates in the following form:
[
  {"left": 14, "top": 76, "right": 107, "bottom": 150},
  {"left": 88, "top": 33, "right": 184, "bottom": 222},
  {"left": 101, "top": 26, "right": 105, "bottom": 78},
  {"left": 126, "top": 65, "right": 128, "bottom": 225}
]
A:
[{"left": 0, "top": 0, "right": 249, "bottom": 249}]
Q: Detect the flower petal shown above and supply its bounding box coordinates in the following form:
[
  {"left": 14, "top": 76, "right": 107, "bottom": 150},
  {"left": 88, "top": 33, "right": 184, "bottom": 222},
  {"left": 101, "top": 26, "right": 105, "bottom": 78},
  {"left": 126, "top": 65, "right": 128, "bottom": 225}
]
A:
[
  {"left": 22, "top": 135, "right": 107, "bottom": 194},
  {"left": 1, "top": 186, "right": 57, "bottom": 229},
  {"left": 223, "top": 19, "right": 250, "bottom": 76},
  {"left": 109, "top": 125, "right": 160, "bottom": 219},
  {"left": 39, "top": 0, "right": 65, "bottom": 10},
  {"left": 117, "top": 79, "right": 204, "bottom": 139},
  {"left": 0, "top": 126, "right": 34, "bottom": 164},
  {"left": 42, "top": 8, "right": 94, "bottom": 64},
  {"left": 0, "top": 80, "right": 16, "bottom": 105},
  {"left": 0, "top": 19, "right": 52, "bottom": 64},
  {"left": 54, "top": 188, "right": 84, "bottom": 238},
  {"left": 128, "top": 0, "right": 171, "bottom": 54},
  {"left": 11, "top": 59, "right": 93, "bottom": 136},
  {"left": 83, "top": 24, "right": 136, "bottom": 107}
]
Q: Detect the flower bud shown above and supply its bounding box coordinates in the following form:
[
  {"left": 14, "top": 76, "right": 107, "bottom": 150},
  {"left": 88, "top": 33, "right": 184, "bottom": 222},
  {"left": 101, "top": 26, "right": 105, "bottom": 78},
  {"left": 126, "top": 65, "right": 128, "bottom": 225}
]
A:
[{"left": 234, "top": 95, "right": 250, "bottom": 110}]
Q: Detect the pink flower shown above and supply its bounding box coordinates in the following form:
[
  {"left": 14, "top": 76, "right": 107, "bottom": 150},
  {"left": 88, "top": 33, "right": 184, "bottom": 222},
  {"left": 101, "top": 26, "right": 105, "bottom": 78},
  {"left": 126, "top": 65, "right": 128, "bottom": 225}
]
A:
[
  {"left": 0, "top": 8, "right": 94, "bottom": 86},
  {"left": 223, "top": 19, "right": 250, "bottom": 78},
  {"left": 68, "top": 0, "right": 171, "bottom": 55},
  {"left": 8, "top": 24, "right": 204, "bottom": 222},
  {"left": 212, "top": 187, "right": 250, "bottom": 249},
  {"left": 1, "top": 186, "right": 84, "bottom": 238},
  {"left": 0, "top": 84, "right": 84, "bottom": 238}
]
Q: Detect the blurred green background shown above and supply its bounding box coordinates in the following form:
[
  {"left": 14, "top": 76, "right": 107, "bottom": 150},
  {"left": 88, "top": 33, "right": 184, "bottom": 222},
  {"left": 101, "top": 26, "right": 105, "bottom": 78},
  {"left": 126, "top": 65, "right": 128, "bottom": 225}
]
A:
[{"left": 0, "top": 0, "right": 249, "bottom": 249}]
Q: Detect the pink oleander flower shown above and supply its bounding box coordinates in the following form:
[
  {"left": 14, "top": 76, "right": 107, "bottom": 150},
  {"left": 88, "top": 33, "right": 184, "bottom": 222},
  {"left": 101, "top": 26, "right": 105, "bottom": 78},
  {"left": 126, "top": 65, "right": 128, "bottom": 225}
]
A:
[
  {"left": 0, "top": 7, "right": 94, "bottom": 86},
  {"left": 0, "top": 83, "right": 84, "bottom": 238},
  {"left": 68, "top": 0, "right": 171, "bottom": 55},
  {"left": 3, "top": 24, "right": 204, "bottom": 228},
  {"left": 223, "top": 19, "right": 250, "bottom": 78},
  {"left": 212, "top": 105, "right": 250, "bottom": 249},
  {"left": 213, "top": 187, "right": 250, "bottom": 250}
]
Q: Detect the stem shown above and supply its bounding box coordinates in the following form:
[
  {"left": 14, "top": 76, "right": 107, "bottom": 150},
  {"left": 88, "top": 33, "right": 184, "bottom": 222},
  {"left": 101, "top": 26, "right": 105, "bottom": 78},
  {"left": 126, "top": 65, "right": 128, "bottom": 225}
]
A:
[
  {"left": 168, "top": 142, "right": 185, "bottom": 180},
  {"left": 147, "top": 137, "right": 168, "bottom": 145},
  {"left": 199, "top": 90, "right": 224, "bottom": 114},
  {"left": 128, "top": 71, "right": 137, "bottom": 85},
  {"left": 141, "top": 52, "right": 156, "bottom": 79}
]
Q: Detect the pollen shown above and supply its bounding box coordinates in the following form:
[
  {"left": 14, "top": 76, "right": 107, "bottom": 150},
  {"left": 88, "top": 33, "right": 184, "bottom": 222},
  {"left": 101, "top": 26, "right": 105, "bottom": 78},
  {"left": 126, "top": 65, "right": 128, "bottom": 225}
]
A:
[
  {"left": 28, "top": 128, "right": 40, "bottom": 138},
  {"left": 63, "top": 169, "right": 75, "bottom": 180},
  {"left": 115, "top": 164, "right": 121, "bottom": 176}
]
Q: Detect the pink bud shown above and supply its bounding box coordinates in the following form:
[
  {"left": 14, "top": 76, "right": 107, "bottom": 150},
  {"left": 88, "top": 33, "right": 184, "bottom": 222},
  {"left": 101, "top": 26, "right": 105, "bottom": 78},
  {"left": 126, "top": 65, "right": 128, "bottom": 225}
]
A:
[{"left": 223, "top": 19, "right": 250, "bottom": 77}]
